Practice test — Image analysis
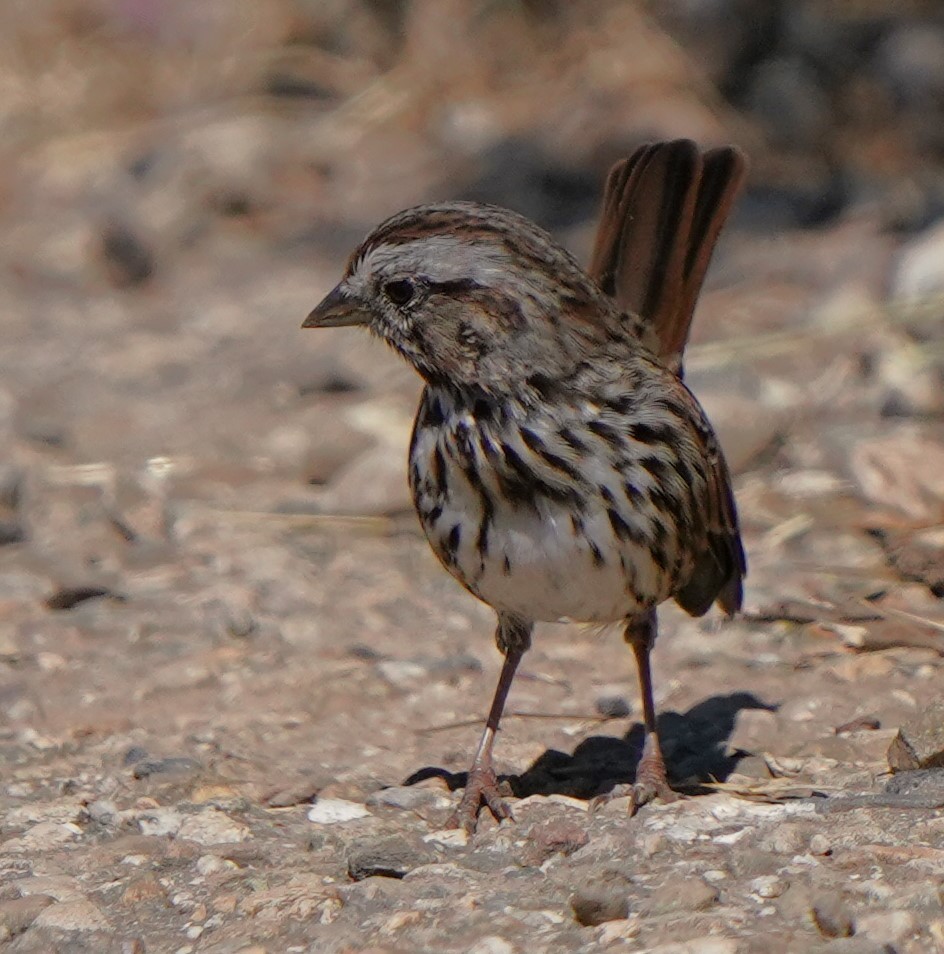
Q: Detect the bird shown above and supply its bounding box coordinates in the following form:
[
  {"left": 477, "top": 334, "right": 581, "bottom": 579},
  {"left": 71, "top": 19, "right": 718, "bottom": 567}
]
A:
[{"left": 303, "top": 139, "right": 748, "bottom": 832}]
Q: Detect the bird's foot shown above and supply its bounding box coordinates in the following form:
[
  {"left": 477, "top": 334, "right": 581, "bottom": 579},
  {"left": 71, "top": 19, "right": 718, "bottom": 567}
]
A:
[
  {"left": 591, "top": 734, "right": 679, "bottom": 815},
  {"left": 629, "top": 733, "right": 679, "bottom": 814},
  {"left": 446, "top": 763, "right": 513, "bottom": 834}
]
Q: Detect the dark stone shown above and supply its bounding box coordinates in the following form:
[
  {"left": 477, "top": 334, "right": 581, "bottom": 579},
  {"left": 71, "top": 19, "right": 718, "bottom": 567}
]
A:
[
  {"left": 346, "top": 835, "right": 430, "bottom": 881},
  {"left": 132, "top": 757, "right": 202, "bottom": 780},
  {"left": 570, "top": 871, "right": 632, "bottom": 926}
]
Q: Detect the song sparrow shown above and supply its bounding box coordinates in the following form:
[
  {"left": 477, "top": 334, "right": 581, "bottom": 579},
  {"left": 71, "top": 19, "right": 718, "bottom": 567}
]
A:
[{"left": 303, "top": 139, "right": 748, "bottom": 832}]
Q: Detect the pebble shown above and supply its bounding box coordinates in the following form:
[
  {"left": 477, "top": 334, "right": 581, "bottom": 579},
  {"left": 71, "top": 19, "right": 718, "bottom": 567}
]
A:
[
  {"left": 132, "top": 757, "right": 202, "bottom": 780},
  {"left": 0, "top": 896, "right": 55, "bottom": 937},
  {"left": 645, "top": 877, "right": 719, "bottom": 915},
  {"left": 121, "top": 875, "right": 168, "bottom": 906},
  {"left": 637, "top": 941, "right": 739, "bottom": 954},
  {"left": 887, "top": 699, "right": 944, "bottom": 771},
  {"left": 521, "top": 818, "right": 589, "bottom": 866},
  {"left": 855, "top": 909, "right": 917, "bottom": 946},
  {"left": 366, "top": 785, "right": 445, "bottom": 811},
  {"left": 750, "top": 875, "right": 787, "bottom": 899},
  {"left": 177, "top": 808, "right": 249, "bottom": 845},
  {"left": 32, "top": 899, "right": 111, "bottom": 932},
  {"left": 14, "top": 876, "right": 85, "bottom": 902},
  {"left": 810, "top": 833, "right": 832, "bottom": 856},
  {"left": 195, "top": 854, "right": 238, "bottom": 876},
  {"left": 1, "top": 821, "right": 82, "bottom": 853},
  {"left": 346, "top": 834, "right": 430, "bottom": 881},
  {"left": 265, "top": 782, "right": 320, "bottom": 808},
  {"left": 570, "top": 873, "right": 632, "bottom": 926},
  {"left": 594, "top": 694, "right": 631, "bottom": 718},
  {"left": 87, "top": 800, "right": 120, "bottom": 826},
  {"left": 811, "top": 895, "right": 855, "bottom": 938},
  {"left": 893, "top": 221, "right": 944, "bottom": 298},
  {"left": 307, "top": 798, "right": 371, "bottom": 825},
  {"left": 422, "top": 828, "right": 469, "bottom": 848},
  {"left": 468, "top": 938, "right": 517, "bottom": 954},
  {"left": 138, "top": 808, "right": 183, "bottom": 837},
  {"left": 819, "top": 941, "right": 896, "bottom": 954},
  {"left": 596, "top": 917, "right": 640, "bottom": 944}
]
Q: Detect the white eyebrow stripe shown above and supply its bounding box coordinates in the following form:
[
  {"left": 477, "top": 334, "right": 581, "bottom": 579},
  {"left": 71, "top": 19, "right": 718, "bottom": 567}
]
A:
[{"left": 359, "top": 237, "right": 511, "bottom": 286}]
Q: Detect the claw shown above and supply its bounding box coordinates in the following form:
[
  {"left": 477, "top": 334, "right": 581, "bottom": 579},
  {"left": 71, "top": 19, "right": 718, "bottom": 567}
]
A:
[{"left": 446, "top": 764, "right": 513, "bottom": 833}]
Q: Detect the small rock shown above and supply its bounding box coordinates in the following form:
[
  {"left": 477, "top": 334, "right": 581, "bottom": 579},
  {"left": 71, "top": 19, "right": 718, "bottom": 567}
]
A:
[
  {"left": 894, "top": 222, "right": 944, "bottom": 298},
  {"left": 758, "top": 822, "right": 810, "bottom": 855},
  {"left": 0, "top": 896, "right": 55, "bottom": 937},
  {"left": 750, "top": 875, "right": 786, "bottom": 899},
  {"left": 346, "top": 834, "right": 430, "bottom": 881},
  {"left": 521, "top": 818, "right": 589, "bottom": 866},
  {"left": 422, "top": 828, "right": 469, "bottom": 848},
  {"left": 594, "top": 695, "right": 631, "bottom": 718},
  {"left": 810, "top": 833, "right": 832, "bottom": 856},
  {"left": 123, "top": 746, "right": 149, "bottom": 766},
  {"left": 377, "top": 908, "right": 422, "bottom": 934},
  {"left": 366, "top": 785, "right": 443, "bottom": 811},
  {"left": 195, "top": 854, "right": 237, "bottom": 876},
  {"left": 121, "top": 875, "right": 167, "bottom": 906},
  {"left": 307, "top": 798, "right": 371, "bottom": 825},
  {"left": 85, "top": 800, "right": 119, "bottom": 827},
  {"left": 376, "top": 659, "right": 428, "bottom": 688},
  {"left": 132, "top": 757, "right": 201, "bottom": 780},
  {"left": 835, "top": 715, "right": 881, "bottom": 735},
  {"left": 646, "top": 877, "right": 719, "bottom": 915},
  {"left": 468, "top": 938, "right": 517, "bottom": 954},
  {"left": 820, "top": 941, "right": 896, "bottom": 954},
  {"left": 32, "top": 899, "right": 110, "bottom": 932},
  {"left": 644, "top": 942, "right": 739, "bottom": 954},
  {"left": 888, "top": 700, "right": 944, "bottom": 771},
  {"left": 811, "top": 895, "right": 855, "bottom": 938},
  {"left": 137, "top": 808, "right": 183, "bottom": 837},
  {"left": 15, "top": 876, "right": 85, "bottom": 902},
  {"left": 177, "top": 808, "right": 249, "bottom": 845},
  {"left": 596, "top": 917, "right": 640, "bottom": 944},
  {"left": 884, "top": 768, "right": 944, "bottom": 800},
  {"left": 639, "top": 832, "right": 666, "bottom": 857},
  {"left": 1, "top": 821, "right": 81, "bottom": 852},
  {"left": 855, "top": 909, "right": 917, "bottom": 946},
  {"left": 570, "top": 872, "right": 631, "bottom": 926},
  {"left": 265, "top": 782, "right": 320, "bottom": 808}
]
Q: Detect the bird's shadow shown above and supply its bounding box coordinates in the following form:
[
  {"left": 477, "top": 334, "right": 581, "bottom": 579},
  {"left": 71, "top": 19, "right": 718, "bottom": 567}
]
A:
[{"left": 405, "top": 692, "right": 775, "bottom": 800}]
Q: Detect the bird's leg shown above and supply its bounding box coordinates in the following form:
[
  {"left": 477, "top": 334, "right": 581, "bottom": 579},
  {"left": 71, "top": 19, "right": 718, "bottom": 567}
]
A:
[
  {"left": 447, "top": 614, "right": 532, "bottom": 834},
  {"left": 625, "top": 610, "right": 678, "bottom": 813}
]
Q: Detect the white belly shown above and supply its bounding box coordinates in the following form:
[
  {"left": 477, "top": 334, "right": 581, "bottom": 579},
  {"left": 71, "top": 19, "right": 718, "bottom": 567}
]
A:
[
  {"left": 414, "top": 434, "right": 667, "bottom": 624},
  {"left": 455, "top": 494, "right": 652, "bottom": 623}
]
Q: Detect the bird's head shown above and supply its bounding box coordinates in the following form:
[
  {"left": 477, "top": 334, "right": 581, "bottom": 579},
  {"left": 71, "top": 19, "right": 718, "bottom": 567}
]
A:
[{"left": 303, "top": 201, "right": 623, "bottom": 393}]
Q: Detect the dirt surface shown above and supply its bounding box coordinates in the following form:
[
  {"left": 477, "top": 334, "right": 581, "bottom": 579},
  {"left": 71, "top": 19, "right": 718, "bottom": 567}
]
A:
[{"left": 2, "top": 2, "right": 944, "bottom": 952}]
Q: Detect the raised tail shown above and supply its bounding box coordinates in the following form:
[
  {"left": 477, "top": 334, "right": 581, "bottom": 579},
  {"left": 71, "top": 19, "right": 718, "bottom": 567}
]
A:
[{"left": 588, "top": 139, "right": 748, "bottom": 376}]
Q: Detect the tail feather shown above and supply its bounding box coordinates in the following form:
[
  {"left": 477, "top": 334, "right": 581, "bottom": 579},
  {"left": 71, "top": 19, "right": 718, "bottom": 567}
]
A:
[{"left": 588, "top": 140, "right": 748, "bottom": 376}]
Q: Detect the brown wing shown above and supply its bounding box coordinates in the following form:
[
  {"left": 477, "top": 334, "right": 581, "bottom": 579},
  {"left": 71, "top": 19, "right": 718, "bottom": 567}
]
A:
[
  {"left": 588, "top": 139, "right": 748, "bottom": 376},
  {"left": 673, "top": 392, "right": 746, "bottom": 618}
]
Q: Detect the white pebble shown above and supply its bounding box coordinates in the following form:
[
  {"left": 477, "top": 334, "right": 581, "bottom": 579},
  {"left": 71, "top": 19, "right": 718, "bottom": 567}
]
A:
[{"left": 307, "top": 798, "right": 371, "bottom": 825}]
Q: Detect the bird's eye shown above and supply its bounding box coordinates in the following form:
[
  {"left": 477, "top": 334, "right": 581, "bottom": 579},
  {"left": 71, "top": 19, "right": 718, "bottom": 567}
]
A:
[{"left": 383, "top": 278, "right": 415, "bottom": 307}]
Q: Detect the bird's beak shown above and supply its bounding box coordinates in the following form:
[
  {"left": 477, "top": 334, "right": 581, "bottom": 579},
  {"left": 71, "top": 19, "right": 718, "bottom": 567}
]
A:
[{"left": 302, "top": 284, "right": 366, "bottom": 329}]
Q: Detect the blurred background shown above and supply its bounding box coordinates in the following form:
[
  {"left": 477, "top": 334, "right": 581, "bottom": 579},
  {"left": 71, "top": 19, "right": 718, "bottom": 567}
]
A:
[
  {"left": 2, "top": 4, "right": 944, "bottom": 947},
  {"left": 3, "top": 0, "right": 943, "bottom": 575},
  {"left": 2, "top": 0, "right": 943, "bottom": 478},
  {"left": 2, "top": 0, "right": 943, "bottom": 482}
]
